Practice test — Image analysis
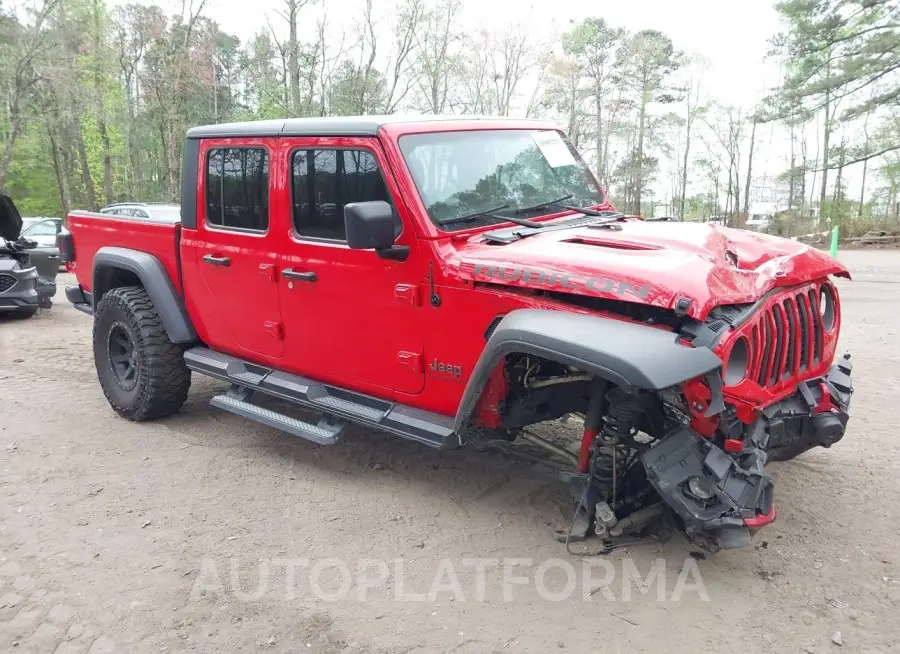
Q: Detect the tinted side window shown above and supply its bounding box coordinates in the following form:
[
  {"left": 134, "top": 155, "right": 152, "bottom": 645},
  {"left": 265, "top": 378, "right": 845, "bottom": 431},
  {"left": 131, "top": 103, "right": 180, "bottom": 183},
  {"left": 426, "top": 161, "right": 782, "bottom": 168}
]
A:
[
  {"left": 206, "top": 148, "right": 269, "bottom": 231},
  {"left": 291, "top": 149, "right": 391, "bottom": 241}
]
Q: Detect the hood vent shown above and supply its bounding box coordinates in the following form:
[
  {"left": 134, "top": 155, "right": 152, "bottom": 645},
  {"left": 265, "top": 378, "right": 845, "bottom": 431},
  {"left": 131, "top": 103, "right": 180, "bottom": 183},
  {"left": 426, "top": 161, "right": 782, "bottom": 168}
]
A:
[{"left": 561, "top": 237, "right": 660, "bottom": 251}]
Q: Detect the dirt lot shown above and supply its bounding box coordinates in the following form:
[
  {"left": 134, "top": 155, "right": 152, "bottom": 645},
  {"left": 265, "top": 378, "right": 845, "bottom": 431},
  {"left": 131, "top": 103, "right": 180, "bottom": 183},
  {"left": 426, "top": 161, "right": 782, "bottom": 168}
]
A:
[{"left": 2, "top": 250, "right": 899, "bottom": 654}]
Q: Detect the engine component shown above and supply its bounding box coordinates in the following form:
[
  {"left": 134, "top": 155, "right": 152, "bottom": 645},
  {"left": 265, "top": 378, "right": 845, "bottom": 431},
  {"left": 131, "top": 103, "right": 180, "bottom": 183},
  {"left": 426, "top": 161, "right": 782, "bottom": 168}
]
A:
[
  {"left": 609, "top": 502, "right": 666, "bottom": 538},
  {"left": 587, "top": 387, "right": 646, "bottom": 503},
  {"left": 594, "top": 501, "right": 618, "bottom": 537}
]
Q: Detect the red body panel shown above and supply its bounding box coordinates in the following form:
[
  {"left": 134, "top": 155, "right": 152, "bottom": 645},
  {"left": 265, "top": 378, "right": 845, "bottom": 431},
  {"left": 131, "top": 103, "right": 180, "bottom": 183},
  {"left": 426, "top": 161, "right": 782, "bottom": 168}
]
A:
[
  {"left": 67, "top": 118, "right": 849, "bottom": 421},
  {"left": 445, "top": 221, "right": 849, "bottom": 321},
  {"left": 68, "top": 212, "right": 182, "bottom": 293}
]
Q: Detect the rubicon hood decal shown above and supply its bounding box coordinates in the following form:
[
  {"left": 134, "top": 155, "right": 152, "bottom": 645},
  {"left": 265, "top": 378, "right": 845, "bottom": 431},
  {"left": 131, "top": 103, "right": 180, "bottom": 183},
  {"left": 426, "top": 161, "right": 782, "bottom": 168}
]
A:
[
  {"left": 447, "top": 221, "right": 850, "bottom": 320},
  {"left": 471, "top": 263, "right": 652, "bottom": 301}
]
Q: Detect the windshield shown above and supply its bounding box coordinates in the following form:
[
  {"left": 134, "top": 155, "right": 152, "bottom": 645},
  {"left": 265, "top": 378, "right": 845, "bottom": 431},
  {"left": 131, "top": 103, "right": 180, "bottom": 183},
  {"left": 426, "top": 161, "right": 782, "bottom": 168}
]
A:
[{"left": 398, "top": 129, "right": 605, "bottom": 230}]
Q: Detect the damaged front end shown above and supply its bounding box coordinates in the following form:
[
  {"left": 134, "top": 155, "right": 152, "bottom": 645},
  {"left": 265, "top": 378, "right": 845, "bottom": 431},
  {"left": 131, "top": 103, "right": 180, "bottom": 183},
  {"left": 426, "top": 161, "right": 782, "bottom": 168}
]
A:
[
  {"left": 536, "top": 281, "right": 853, "bottom": 552},
  {"left": 642, "top": 354, "right": 852, "bottom": 549}
]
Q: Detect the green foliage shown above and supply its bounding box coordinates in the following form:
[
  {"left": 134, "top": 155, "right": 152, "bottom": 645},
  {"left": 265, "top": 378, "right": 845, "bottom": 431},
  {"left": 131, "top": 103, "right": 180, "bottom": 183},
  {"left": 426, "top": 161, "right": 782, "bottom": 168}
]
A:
[
  {"left": 0, "top": 0, "right": 896, "bottom": 231},
  {"left": 5, "top": 121, "right": 61, "bottom": 216}
]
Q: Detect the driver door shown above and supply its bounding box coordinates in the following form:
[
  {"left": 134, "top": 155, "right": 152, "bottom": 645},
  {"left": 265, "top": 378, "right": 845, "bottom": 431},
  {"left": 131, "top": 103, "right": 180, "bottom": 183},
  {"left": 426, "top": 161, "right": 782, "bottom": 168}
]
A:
[{"left": 274, "top": 138, "right": 426, "bottom": 396}]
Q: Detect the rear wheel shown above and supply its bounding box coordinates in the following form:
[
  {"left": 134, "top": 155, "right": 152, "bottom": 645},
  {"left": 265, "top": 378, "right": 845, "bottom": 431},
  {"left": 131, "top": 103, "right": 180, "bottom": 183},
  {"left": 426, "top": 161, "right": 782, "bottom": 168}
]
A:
[{"left": 93, "top": 285, "right": 191, "bottom": 421}]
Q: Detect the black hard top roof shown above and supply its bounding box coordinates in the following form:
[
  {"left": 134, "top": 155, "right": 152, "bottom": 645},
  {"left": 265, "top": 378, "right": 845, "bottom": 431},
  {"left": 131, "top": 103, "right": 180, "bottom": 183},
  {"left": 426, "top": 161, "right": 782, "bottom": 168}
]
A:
[{"left": 186, "top": 115, "right": 557, "bottom": 139}]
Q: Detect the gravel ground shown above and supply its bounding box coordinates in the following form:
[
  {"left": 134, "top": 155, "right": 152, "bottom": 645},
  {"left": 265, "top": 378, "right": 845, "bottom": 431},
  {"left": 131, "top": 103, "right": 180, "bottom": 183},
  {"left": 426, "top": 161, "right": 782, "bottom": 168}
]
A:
[{"left": 1, "top": 249, "right": 899, "bottom": 654}]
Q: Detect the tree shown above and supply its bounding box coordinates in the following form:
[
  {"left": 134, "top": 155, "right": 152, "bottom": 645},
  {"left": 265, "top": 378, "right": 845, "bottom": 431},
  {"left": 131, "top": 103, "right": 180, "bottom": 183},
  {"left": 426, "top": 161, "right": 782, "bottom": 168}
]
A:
[
  {"left": 702, "top": 103, "right": 745, "bottom": 223},
  {"left": 0, "top": 0, "right": 59, "bottom": 189},
  {"left": 622, "top": 29, "right": 684, "bottom": 215},
  {"left": 678, "top": 56, "right": 707, "bottom": 219},
  {"left": 560, "top": 18, "right": 628, "bottom": 182},
  {"left": 743, "top": 116, "right": 758, "bottom": 217},
  {"left": 769, "top": 0, "right": 900, "bottom": 170},
  {"left": 491, "top": 23, "right": 535, "bottom": 117},
  {"left": 379, "top": 0, "right": 425, "bottom": 113},
  {"left": 414, "top": 0, "right": 459, "bottom": 114}
]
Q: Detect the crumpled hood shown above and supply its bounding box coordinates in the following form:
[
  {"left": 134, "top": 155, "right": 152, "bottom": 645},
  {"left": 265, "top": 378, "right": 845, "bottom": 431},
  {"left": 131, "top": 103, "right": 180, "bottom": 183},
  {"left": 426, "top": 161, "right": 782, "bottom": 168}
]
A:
[
  {"left": 0, "top": 193, "right": 23, "bottom": 241},
  {"left": 448, "top": 221, "right": 850, "bottom": 320}
]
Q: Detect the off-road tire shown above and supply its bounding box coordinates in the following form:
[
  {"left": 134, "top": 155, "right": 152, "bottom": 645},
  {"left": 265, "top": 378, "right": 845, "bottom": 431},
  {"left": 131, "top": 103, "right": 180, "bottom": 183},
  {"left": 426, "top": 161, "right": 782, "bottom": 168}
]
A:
[{"left": 93, "top": 285, "right": 191, "bottom": 421}]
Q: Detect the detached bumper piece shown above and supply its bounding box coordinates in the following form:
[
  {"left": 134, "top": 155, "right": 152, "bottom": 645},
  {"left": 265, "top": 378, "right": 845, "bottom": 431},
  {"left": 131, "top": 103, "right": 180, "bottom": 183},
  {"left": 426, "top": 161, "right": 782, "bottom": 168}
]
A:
[
  {"left": 763, "top": 354, "right": 853, "bottom": 462},
  {"left": 35, "top": 277, "right": 56, "bottom": 308},
  {"left": 642, "top": 427, "right": 774, "bottom": 549}
]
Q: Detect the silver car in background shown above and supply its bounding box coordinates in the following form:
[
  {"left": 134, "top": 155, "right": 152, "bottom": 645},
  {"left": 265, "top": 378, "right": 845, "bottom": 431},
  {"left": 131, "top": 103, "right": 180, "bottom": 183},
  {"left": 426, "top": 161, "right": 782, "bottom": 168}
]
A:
[{"left": 99, "top": 202, "right": 181, "bottom": 222}]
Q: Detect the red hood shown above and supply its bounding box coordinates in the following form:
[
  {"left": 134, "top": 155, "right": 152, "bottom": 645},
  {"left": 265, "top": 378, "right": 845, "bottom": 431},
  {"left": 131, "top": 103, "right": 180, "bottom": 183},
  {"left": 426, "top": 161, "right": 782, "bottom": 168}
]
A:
[{"left": 447, "top": 221, "right": 850, "bottom": 320}]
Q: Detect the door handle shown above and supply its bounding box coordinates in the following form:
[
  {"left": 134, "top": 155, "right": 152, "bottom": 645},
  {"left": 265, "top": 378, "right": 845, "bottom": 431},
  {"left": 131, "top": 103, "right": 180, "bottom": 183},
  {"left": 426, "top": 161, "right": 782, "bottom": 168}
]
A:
[
  {"left": 282, "top": 268, "right": 317, "bottom": 282},
  {"left": 203, "top": 254, "right": 231, "bottom": 267}
]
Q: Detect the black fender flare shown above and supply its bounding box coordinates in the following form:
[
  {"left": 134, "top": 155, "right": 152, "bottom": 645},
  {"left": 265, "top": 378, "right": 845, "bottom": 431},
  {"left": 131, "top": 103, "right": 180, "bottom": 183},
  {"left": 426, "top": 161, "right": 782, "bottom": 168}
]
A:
[
  {"left": 453, "top": 309, "right": 722, "bottom": 433},
  {"left": 92, "top": 246, "right": 198, "bottom": 344}
]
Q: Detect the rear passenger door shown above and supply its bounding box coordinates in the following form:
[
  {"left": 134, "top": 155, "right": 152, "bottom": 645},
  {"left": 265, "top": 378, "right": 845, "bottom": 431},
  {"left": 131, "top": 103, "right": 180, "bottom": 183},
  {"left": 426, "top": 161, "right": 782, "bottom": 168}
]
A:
[
  {"left": 193, "top": 141, "right": 285, "bottom": 359},
  {"left": 275, "top": 139, "right": 425, "bottom": 395}
]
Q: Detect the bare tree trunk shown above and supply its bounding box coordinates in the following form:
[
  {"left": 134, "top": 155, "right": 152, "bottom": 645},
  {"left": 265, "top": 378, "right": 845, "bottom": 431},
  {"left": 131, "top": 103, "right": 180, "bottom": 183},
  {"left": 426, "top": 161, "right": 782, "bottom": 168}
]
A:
[
  {"left": 0, "top": 112, "right": 23, "bottom": 189},
  {"left": 46, "top": 116, "right": 72, "bottom": 215},
  {"left": 286, "top": 0, "right": 303, "bottom": 114},
  {"left": 71, "top": 115, "right": 98, "bottom": 210},
  {"left": 634, "top": 81, "right": 648, "bottom": 215},
  {"left": 801, "top": 134, "right": 811, "bottom": 214},
  {"left": 679, "top": 76, "right": 701, "bottom": 221},
  {"left": 594, "top": 86, "right": 602, "bottom": 176},
  {"left": 788, "top": 126, "right": 796, "bottom": 211},
  {"left": 124, "top": 72, "right": 140, "bottom": 198},
  {"left": 743, "top": 120, "right": 757, "bottom": 217},
  {"left": 679, "top": 123, "right": 691, "bottom": 220},
  {"left": 858, "top": 158, "right": 868, "bottom": 220},
  {"left": 724, "top": 161, "right": 733, "bottom": 221},
  {"left": 832, "top": 140, "right": 846, "bottom": 233},
  {"left": 858, "top": 113, "right": 871, "bottom": 220},
  {"left": 819, "top": 84, "right": 831, "bottom": 225},
  {"left": 92, "top": 0, "right": 114, "bottom": 205}
]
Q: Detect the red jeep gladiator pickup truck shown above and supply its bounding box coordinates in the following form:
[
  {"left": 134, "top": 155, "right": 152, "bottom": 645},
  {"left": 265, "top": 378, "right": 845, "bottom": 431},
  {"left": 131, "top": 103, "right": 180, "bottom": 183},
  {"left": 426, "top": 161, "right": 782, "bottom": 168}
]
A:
[{"left": 61, "top": 116, "right": 853, "bottom": 552}]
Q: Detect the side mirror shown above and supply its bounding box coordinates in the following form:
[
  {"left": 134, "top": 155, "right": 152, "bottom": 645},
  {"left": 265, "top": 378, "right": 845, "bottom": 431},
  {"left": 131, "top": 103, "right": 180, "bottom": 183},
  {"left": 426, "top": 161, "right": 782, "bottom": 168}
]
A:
[{"left": 344, "top": 201, "right": 409, "bottom": 261}]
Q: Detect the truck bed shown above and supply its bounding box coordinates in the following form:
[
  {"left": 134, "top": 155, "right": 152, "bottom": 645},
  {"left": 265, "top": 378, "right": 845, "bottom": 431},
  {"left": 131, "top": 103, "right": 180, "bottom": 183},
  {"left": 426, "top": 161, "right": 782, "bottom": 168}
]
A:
[{"left": 66, "top": 211, "right": 184, "bottom": 294}]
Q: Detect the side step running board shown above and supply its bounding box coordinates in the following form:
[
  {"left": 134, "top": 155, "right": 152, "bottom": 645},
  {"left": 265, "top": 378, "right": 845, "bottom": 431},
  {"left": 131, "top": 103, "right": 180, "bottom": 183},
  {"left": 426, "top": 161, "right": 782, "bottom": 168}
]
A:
[
  {"left": 184, "top": 347, "right": 457, "bottom": 449},
  {"left": 211, "top": 389, "right": 346, "bottom": 445}
]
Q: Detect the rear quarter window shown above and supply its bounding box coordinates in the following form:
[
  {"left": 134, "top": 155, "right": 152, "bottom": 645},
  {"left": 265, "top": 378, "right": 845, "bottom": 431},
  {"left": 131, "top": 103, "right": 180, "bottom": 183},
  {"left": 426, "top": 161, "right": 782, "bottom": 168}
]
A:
[{"left": 206, "top": 148, "right": 270, "bottom": 232}]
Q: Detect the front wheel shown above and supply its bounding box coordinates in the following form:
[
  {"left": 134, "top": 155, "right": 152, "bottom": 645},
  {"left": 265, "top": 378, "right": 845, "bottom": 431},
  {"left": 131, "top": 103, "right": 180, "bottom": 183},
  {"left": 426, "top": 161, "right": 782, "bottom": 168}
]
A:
[{"left": 93, "top": 285, "right": 191, "bottom": 421}]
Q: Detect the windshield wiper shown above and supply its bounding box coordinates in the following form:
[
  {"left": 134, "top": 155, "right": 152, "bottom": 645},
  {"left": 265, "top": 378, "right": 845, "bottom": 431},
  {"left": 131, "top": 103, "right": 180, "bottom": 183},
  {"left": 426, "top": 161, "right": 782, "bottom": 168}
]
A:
[
  {"left": 557, "top": 204, "right": 603, "bottom": 216},
  {"left": 514, "top": 195, "right": 574, "bottom": 214},
  {"left": 438, "top": 204, "right": 510, "bottom": 227},
  {"left": 514, "top": 195, "right": 605, "bottom": 217},
  {"left": 489, "top": 213, "right": 549, "bottom": 229}
]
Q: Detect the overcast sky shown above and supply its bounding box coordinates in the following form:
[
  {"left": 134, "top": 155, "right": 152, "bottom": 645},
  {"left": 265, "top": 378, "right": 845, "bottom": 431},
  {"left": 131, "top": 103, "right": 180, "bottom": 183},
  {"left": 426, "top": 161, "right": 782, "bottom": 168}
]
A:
[
  {"left": 140, "top": 0, "right": 819, "bottom": 209},
  {"left": 198, "top": 0, "right": 784, "bottom": 109}
]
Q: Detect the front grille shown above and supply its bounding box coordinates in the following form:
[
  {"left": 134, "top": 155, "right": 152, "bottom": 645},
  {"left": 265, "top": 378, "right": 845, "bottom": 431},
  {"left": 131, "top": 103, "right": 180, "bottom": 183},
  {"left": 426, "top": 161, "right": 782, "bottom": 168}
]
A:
[
  {"left": 0, "top": 274, "right": 16, "bottom": 293},
  {"left": 748, "top": 287, "right": 825, "bottom": 388}
]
